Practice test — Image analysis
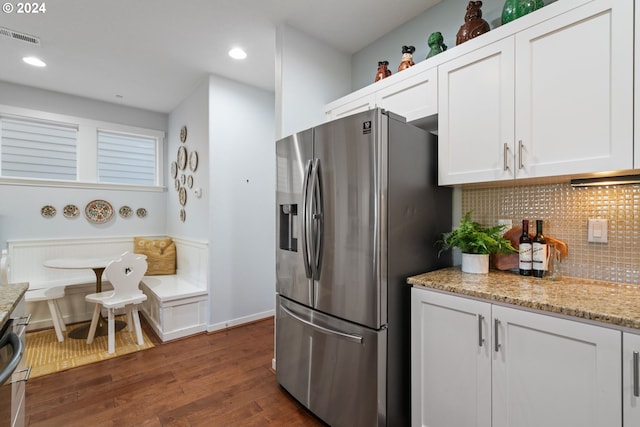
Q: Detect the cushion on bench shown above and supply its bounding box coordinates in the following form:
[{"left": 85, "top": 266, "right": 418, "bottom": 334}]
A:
[{"left": 140, "top": 275, "right": 206, "bottom": 302}]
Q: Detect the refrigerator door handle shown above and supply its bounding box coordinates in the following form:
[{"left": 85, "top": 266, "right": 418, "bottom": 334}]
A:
[
  {"left": 281, "top": 305, "right": 363, "bottom": 344},
  {"left": 310, "top": 158, "right": 323, "bottom": 280},
  {"left": 301, "top": 159, "right": 313, "bottom": 279}
]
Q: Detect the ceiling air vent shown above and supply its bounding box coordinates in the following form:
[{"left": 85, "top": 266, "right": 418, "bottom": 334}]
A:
[{"left": 0, "top": 27, "right": 40, "bottom": 45}]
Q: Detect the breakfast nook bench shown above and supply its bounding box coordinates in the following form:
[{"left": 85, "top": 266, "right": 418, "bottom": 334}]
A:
[{"left": 4, "top": 235, "right": 208, "bottom": 342}]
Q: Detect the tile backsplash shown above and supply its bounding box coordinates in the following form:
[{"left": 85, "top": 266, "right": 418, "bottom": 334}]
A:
[{"left": 461, "top": 182, "right": 640, "bottom": 284}]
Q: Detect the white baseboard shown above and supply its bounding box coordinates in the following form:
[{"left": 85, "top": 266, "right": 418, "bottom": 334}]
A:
[{"left": 207, "top": 309, "right": 274, "bottom": 332}]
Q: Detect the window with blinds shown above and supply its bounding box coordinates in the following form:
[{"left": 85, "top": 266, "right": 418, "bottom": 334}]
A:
[
  {"left": 97, "top": 130, "right": 157, "bottom": 185},
  {"left": 0, "top": 118, "right": 78, "bottom": 180}
]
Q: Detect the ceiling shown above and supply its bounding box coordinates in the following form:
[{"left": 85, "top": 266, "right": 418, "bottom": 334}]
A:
[{"left": 0, "top": 0, "right": 440, "bottom": 113}]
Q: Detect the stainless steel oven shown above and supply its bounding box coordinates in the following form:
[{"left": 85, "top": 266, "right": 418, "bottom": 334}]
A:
[{"left": 0, "top": 319, "right": 24, "bottom": 427}]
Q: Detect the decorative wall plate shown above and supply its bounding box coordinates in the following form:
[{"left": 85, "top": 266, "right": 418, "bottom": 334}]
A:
[
  {"left": 181, "top": 174, "right": 186, "bottom": 185},
  {"left": 84, "top": 199, "right": 114, "bottom": 224},
  {"left": 63, "top": 204, "right": 79, "bottom": 218},
  {"left": 180, "top": 208, "right": 186, "bottom": 223},
  {"left": 119, "top": 205, "right": 133, "bottom": 218},
  {"left": 171, "top": 161, "right": 178, "bottom": 179},
  {"left": 41, "top": 205, "right": 56, "bottom": 218},
  {"left": 177, "top": 146, "right": 187, "bottom": 170},
  {"left": 189, "top": 150, "right": 199, "bottom": 172},
  {"left": 178, "top": 187, "right": 187, "bottom": 206},
  {"left": 136, "top": 208, "right": 147, "bottom": 218},
  {"left": 175, "top": 179, "right": 180, "bottom": 191},
  {"left": 187, "top": 175, "right": 193, "bottom": 189},
  {"left": 180, "top": 126, "right": 187, "bottom": 143}
]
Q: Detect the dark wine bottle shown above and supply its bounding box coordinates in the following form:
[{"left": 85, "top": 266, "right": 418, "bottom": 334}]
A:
[
  {"left": 532, "top": 219, "right": 547, "bottom": 278},
  {"left": 518, "top": 220, "right": 532, "bottom": 276}
]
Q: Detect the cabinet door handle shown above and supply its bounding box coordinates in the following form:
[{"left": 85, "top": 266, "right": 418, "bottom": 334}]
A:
[
  {"left": 478, "top": 314, "right": 485, "bottom": 347},
  {"left": 634, "top": 351, "right": 639, "bottom": 397},
  {"left": 503, "top": 143, "right": 510, "bottom": 171},
  {"left": 518, "top": 140, "right": 524, "bottom": 170},
  {"left": 494, "top": 318, "right": 501, "bottom": 352}
]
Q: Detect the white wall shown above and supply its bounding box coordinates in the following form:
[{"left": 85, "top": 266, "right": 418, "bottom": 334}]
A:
[
  {"left": 207, "top": 74, "right": 276, "bottom": 330},
  {"left": 0, "top": 83, "right": 168, "bottom": 249},
  {"left": 166, "top": 78, "right": 210, "bottom": 239},
  {"left": 275, "top": 24, "right": 352, "bottom": 139},
  {"left": 350, "top": 0, "right": 557, "bottom": 91},
  {"left": 0, "top": 81, "right": 167, "bottom": 130}
]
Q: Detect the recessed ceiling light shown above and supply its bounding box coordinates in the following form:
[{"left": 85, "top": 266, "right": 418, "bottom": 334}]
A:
[
  {"left": 228, "top": 47, "right": 247, "bottom": 60},
  {"left": 23, "top": 56, "right": 46, "bottom": 67}
]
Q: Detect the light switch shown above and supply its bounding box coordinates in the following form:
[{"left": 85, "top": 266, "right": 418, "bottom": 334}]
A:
[{"left": 587, "top": 219, "right": 608, "bottom": 243}]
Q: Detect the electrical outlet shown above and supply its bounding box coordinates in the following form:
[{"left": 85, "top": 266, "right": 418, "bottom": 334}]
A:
[{"left": 587, "top": 219, "right": 608, "bottom": 243}]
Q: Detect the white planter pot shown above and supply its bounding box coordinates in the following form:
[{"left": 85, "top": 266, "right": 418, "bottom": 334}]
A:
[{"left": 461, "top": 253, "right": 489, "bottom": 274}]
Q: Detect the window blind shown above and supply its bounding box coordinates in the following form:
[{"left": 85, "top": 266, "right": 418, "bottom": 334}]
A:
[
  {"left": 0, "top": 118, "right": 78, "bottom": 180},
  {"left": 97, "top": 130, "right": 156, "bottom": 185}
]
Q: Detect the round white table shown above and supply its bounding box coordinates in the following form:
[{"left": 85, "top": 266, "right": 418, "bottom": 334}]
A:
[{"left": 44, "top": 256, "right": 127, "bottom": 339}]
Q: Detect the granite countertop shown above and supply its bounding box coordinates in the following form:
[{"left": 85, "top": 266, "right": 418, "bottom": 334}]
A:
[
  {"left": 0, "top": 283, "right": 29, "bottom": 330},
  {"left": 408, "top": 268, "right": 640, "bottom": 330}
]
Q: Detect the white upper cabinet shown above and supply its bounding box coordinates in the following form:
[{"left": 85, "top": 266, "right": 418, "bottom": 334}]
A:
[
  {"left": 514, "top": 0, "right": 633, "bottom": 179},
  {"left": 324, "top": 93, "right": 376, "bottom": 121},
  {"left": 375, "top": 67, "right": 437, "bottom": 122},
  {"left": 324, "top": 63, "right": 438, "bottom": 123},
  {"left": 635, "top": 0, "right": 640, "bottom": 169},
  {"left": 438, "top": 38, "right": 516, "bottom": 184},
  {"left": 438, "top": 0, "right": 634, "bottom": 185}
]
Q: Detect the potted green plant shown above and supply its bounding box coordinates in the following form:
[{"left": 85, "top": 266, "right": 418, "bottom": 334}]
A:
[{"left": 438, "top": 211, "right": 517, "bottom": 274}]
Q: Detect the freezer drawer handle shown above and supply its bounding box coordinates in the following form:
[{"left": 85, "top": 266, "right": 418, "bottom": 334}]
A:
[
  {"left": 281, "top": 305, "right": 363, "bottom": 344},
  {"left": 634, "top": 351, "right": 639, "bottom": 397}
]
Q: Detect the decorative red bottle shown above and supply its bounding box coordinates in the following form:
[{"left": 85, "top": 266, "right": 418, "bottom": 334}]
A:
[
  {"left": 532, "top": 219, "right": 547, "bottom": 278},
  {"left": 518, "top": 220, "right": 532, "bottom": 276}
]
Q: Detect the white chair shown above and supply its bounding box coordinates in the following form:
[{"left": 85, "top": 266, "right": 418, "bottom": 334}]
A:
[
  {"left": 86, "top": 252, "right": 148, "bottom": 354},
  {"left": 26, "top": 287, "right": 68, "bottom": 342},
  {"left": 2, "top": 249, "right": 67, "bottom": 342}
]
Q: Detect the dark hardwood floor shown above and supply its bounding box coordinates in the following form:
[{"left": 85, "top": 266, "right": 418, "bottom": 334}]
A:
[{"left": 25, "top": 317, "right": 327, "bottom": 427}]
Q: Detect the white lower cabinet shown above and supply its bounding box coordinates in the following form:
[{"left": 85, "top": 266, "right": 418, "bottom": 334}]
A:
[
  {"left": 492, "top": 304, "right": 621, "bottom": 427},
  {"left": 623, "top": 332, "right": 640, "bottom": 426},
  {"left": 10, "top": 296, "right": 27, "bottom": 427},
  {"left": 411, "top": 288, "right": 492, "bottom": 427},
  {"left": 411, "top": 288, "right": 622, "bottom": 427}
]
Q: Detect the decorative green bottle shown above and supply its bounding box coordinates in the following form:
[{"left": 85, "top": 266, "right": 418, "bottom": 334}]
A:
[{"left": 502, "top": 0, "right": 544, "bottom": 25}]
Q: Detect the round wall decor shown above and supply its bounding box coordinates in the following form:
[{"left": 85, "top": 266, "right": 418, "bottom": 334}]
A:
[
  {"left": 177, "top": 146, "right": 187, "bottom": 170},
  {"left": 180, "top": 126, "right": 188, "bottom": 143},
  {"left": 84, "top": 200, "right": 114, "bottom": 224}
]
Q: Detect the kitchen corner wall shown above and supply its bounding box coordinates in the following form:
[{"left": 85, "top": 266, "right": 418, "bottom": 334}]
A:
[{"left": 461, "top": 182, "right": 640, "bottom": 285}]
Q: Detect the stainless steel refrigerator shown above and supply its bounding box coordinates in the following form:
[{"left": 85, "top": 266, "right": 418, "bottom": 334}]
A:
[{"left": 275, "top": 108, "right": 451, "bottom": 426}]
